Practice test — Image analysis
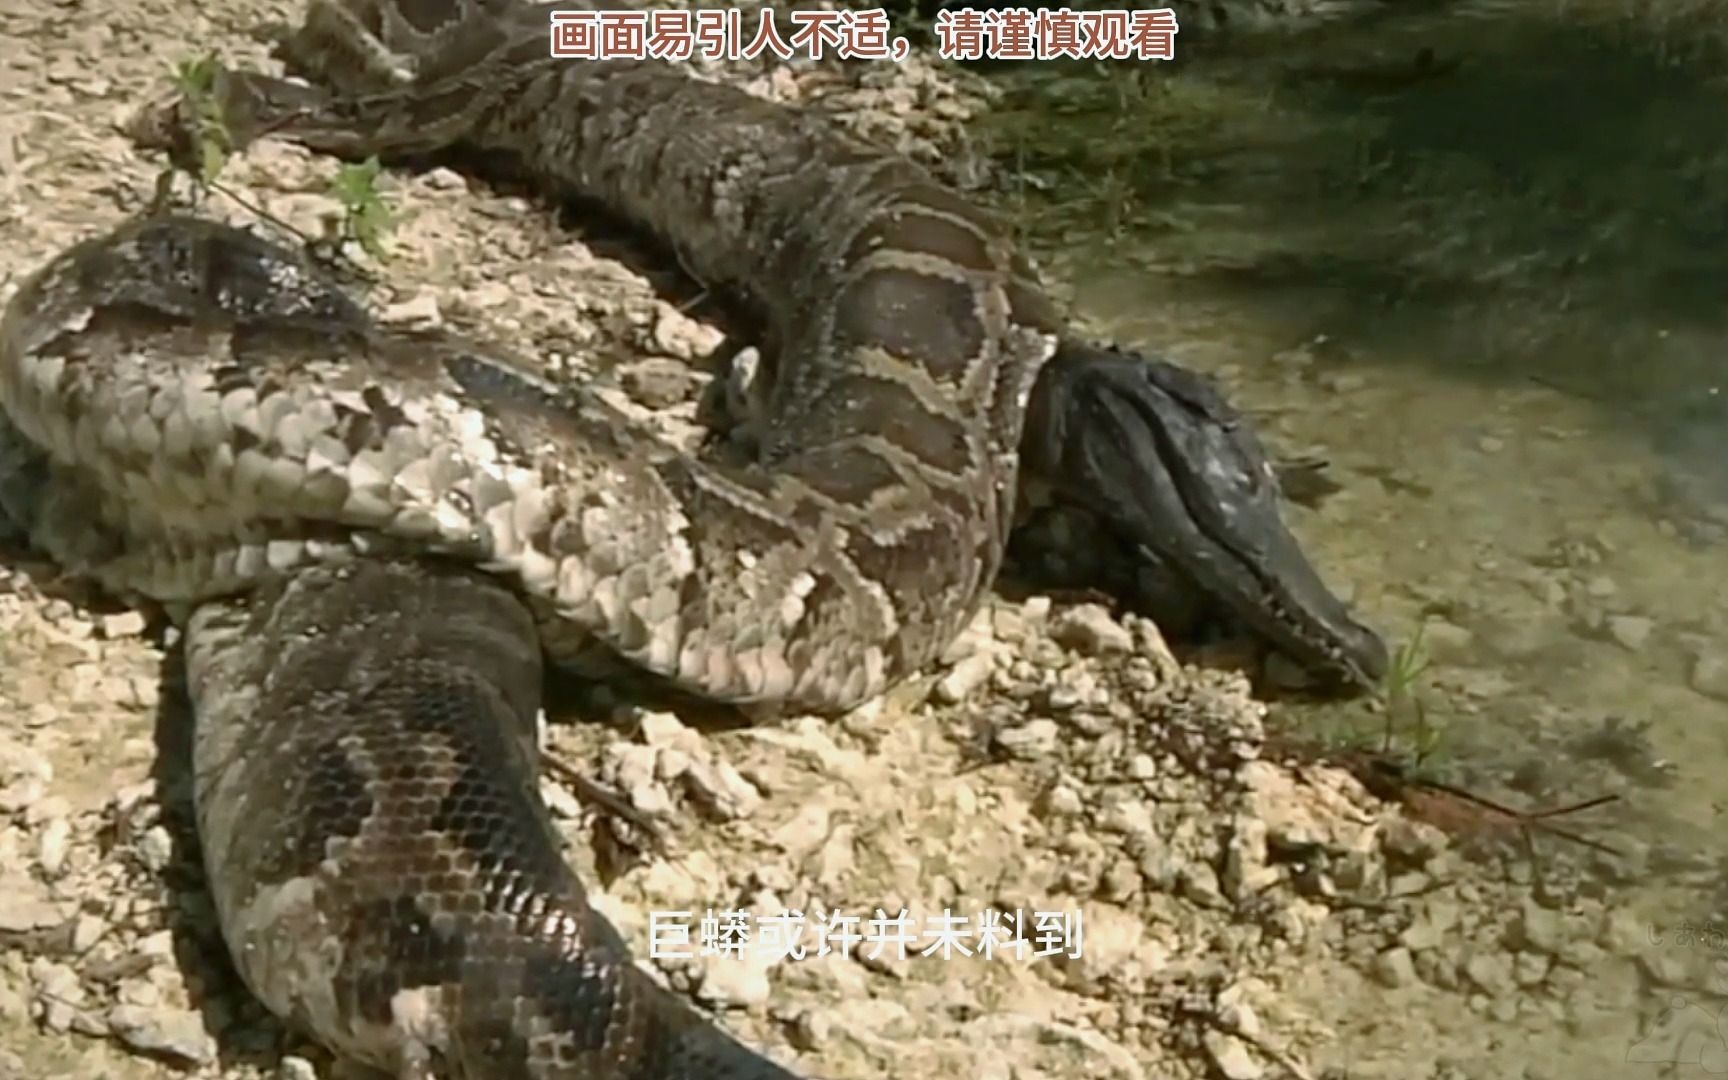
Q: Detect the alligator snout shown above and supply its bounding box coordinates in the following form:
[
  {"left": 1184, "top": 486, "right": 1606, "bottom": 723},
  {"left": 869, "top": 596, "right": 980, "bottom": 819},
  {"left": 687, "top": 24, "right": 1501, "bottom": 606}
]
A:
[{"left": 1020, "top": 340, "right": 1389, "bottom": 695}]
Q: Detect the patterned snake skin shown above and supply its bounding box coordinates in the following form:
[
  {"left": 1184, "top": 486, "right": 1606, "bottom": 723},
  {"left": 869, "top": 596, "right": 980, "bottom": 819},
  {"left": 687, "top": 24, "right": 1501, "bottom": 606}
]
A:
[{"left": 0, "top": 1, "right": 1389, "bottom": 1076}]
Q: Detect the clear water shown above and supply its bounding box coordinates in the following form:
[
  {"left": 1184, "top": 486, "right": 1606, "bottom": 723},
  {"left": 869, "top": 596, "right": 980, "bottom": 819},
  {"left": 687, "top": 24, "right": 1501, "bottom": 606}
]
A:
[{"left": 983, "top": 3, "right": 1728, "bottom": 1074}]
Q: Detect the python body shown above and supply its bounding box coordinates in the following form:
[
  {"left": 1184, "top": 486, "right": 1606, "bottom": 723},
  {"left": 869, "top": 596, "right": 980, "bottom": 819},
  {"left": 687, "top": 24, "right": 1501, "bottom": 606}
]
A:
[{"left": 0, "top": 1, "right": 1387, "bottom": 1076}]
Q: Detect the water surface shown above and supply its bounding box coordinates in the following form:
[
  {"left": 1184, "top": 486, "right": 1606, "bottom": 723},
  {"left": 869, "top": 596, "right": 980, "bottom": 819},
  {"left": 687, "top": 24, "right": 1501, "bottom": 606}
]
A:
[{"left": 981, "top": 4, "right": 1728, "bottom": 1072}]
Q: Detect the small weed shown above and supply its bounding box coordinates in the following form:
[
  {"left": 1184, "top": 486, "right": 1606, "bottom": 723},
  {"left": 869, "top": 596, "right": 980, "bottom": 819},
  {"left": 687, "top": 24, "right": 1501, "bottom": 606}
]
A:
[
  {"left": 1380, "top": 621, "right": 1447, "bottom": 771},
  {"left": 1294, "top": 622, "right": 1447, "bottom": 769},
  {"left": 144, "top": 57, "right": 397, "bottom": 277},
  {"left": 168, "top": 53, "right": 233, "bottom": 188},
  {"left": 329, "top": 156, "right": 395, "bottom": 262}
]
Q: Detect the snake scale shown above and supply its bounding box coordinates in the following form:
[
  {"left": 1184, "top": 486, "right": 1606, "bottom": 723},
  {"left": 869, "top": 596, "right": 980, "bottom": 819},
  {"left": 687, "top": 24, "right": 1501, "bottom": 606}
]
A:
[{"left": 0, "top": 1, "right": 1389, "bottom": 1076}]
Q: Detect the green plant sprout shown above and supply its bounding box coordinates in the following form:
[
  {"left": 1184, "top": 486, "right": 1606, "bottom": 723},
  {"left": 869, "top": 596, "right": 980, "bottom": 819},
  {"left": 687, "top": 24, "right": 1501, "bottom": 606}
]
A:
[
  {"left": 148, "top": 57, "right": 398, "bottom": 276},
  {"left": 1380, "top": 621, "right": 1447, "bottom": 771},
  {"left": 329, "top": 156, "right": 394, "bottom": 262},
  {"left": 169, "top": 53, "right": 233, "bottom": 188}
]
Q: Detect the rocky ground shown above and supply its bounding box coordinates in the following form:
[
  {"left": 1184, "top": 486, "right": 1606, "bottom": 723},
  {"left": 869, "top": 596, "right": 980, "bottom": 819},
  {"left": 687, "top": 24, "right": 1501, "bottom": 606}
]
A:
[{"left": 0, "top": 2, "right": 1709, "bottom": 1079}]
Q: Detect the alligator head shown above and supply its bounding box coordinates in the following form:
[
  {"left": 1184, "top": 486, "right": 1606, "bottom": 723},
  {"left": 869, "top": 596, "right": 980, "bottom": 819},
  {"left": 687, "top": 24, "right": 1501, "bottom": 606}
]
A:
[{"left": 1017, "top": 340, "right": 1389, "bottom": 693}]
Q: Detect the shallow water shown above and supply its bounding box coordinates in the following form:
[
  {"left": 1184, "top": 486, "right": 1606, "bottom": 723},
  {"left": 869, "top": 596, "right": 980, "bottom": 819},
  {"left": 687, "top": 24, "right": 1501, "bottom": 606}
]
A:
[{"left": 985, "top": 2, "right": 1728, "bottom": 1073}]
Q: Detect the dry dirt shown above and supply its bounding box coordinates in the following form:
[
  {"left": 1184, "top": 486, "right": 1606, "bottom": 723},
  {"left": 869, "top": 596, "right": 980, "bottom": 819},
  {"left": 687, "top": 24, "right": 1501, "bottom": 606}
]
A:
[{"left": 0, "top": 2, "right": 1693, "bottom": 1079}]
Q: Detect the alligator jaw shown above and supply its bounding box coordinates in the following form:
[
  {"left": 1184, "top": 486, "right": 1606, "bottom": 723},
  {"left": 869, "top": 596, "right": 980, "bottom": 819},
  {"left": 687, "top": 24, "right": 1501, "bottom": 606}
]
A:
[{"left": 1021, "top": 341, "right": 1390, "bottom": 693}]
